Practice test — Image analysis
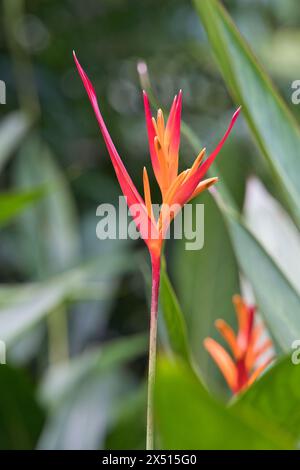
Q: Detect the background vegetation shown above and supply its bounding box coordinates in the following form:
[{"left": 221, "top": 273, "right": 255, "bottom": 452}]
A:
[{"left": 0, "top": 0, "right": 300, "bottom": 449}]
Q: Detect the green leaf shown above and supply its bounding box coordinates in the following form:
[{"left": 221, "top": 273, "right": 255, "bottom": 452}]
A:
[
  {"left": 0, "top": 112, "right": 31, "bottom": 173},
  {"left": 159, "top": 262, "right": 191, "bottom": 364},
  {"left": 213, "top": 191, "right": 300, "bottom": 351},
  {"left": 155, "top": 358, "right": 293, "bottom": 450},
  {"left": 194, "top": 0, "right": 300, "bottom": 226},
  {"left": 171, "top": 192, "right": 240, "bottom": 392},
  {"left": 244, "top": 177, "right": 300, "bottom": 296},
  {"left": 232, "top": 356, "right": 300, "bottom": 442},
  {"left": 0, "top": 188, "right": 45, "bottom": 227},
  {"left": 0, "top": 365, "right": 44, "bottom": 449}
]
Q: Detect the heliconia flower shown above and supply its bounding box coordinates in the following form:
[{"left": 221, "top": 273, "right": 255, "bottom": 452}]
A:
[
  {"left": 73, "top": 52, "right": 240, "bottom": 261},
  {"left": 204, "top": 295, "right": 274, "bottom": 395}
]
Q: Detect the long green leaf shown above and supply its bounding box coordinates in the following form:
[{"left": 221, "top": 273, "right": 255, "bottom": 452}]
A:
[
  {"left": 194, "top": 0, "right": 300, "bottom": 226},
  {"left": 172, "top": 192, "right": 240, "bottom": 393},
  {"left": 213, "top": 191, "right": 300, "bottom": 351},
  {"left": 160, "top": 262, "right": 191, "bottom": 364},
  {"left": 0, "top": 365, "right": 44, "bottom": 449}
]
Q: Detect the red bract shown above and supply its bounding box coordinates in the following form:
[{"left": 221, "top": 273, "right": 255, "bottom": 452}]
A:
[{"left": 204, "top": 295, "right": 274, "bottom": 395}]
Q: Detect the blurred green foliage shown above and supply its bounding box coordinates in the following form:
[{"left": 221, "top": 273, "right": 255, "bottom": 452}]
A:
[{"left": 0, "top": 0, "right": 299, "bottom": 449}]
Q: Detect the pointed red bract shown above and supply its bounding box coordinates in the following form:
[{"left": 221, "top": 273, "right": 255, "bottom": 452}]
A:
[
  {"left": 74, "top": 52, "right": 159, "bottom": 249},
  {"left": 143, "top": 91, "right": 161, "bottom": 186},
  {"left": 204, "top": 295, "right": 274, "bottom": 395}
]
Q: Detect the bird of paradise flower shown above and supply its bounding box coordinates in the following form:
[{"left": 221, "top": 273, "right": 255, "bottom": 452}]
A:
[
  {"left": 73, "top": 51, "right": 240, "bottom": 449},
  {"left": 204, "top": 295, "right": 274, "bottom": 395}
]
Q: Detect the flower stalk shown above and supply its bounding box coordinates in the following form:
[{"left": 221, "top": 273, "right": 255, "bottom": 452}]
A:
[{"left": 146, "top": 252, "right": 161, "bottom": 450}]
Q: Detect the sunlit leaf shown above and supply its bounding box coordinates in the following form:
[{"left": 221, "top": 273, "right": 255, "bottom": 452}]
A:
[
  {"left": 159, "top": 262, "right": 191, "bottom": 364},
  {"left": 244, "top": 177, "right": 300, "bottom": 296},
  {"left": 194, "top": 0, "right": 300, "bottom": 226},
  {"left": 213, "top": 191, "right": 300, "bottom": 351}
]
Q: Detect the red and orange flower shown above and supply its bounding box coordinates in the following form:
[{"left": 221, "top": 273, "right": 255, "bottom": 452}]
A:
[
  {"left": 204, "top": 295, "right": 274, "bottom": 395},
  {"left": 73, "top": 52, "right": 240, "bottom": 261}
]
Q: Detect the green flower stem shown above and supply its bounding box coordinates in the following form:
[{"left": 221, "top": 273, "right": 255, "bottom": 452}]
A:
[{"left": 146, "top": 251, "right": 161, "bottom": 450}]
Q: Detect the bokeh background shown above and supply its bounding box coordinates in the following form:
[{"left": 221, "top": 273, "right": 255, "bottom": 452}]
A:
[{"left": 0, "top": 0, "right": 299, "bottom": 449}]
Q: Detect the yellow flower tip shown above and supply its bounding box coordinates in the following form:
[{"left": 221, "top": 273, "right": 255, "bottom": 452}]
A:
[
  {"left": 232, "top": 294, "right": 243, "bottom": 306},
  {"left": 206, "top": 177, "right": 218, "bottom": 187},
  {"left": 151, "top": 116, "right": 158, "bottom": 134},
  {"left": 215, "top": 319, "right": 225, "bottom": 329},
  {"left": 143, "top": 166, "right": 154, "bottom": 220}
]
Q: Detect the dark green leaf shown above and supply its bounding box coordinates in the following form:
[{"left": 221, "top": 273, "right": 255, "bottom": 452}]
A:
[
  {"left": 159, "top": 262, "right": 191, "bottom": 364},
  {"left": 155, "top": 358, "right": 293, "bottom": 449},
  {"left": 194, "top": 0, "right": 300, "bottom": 226},
  {"left": 232, "top": 356, "right": 300, "bottom": 441},
  {"left": 0, "top": 365, "right": 44, "bottom": 449}
]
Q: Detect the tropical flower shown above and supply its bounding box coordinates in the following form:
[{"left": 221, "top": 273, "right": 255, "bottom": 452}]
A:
[
  {"left": 204, "top": 295, "right": 274, "bottom": 395},
  {"left": 73, "top": 52, "right": 240, "bottom": 261},
  {"left": 73, "top": 51, "right": 240, "bottom": 448}
]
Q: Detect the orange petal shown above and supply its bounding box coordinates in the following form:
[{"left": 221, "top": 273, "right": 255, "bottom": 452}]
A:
[
  {"left": 143, "top": 167, "right": 154, "bottom": 221},
  {"left": 188, "top": 177, "right": 218, "bottom": 201},
  {"left": 244, "top": 323, "right": 265, "bottom": 370},
  {"left": 204, "top": 338, "right": 237, "bottom": 393},
  {"left": 168, "top": 90, "right": 182, "bottom": 182},
  {"left": 188, "top": 148, "right": 206, "bottom": 179},
  {"left": 232, "top": 295, "right": 249, "bottom": 351},
  {"left": 215, "top": 319, "right": 240, "bottom": 359},
  {"left": 154, "top": 136, "right": 169, "bottom": 194},
  {"left": 156, "top": 109, "right": 165, "bottom": 145},
  {"left": 165, "top": 94, "right": 178, "bottom": 150},
  {"left": 247, "top": 358, "right": 273, "bottom": 388},
  {"left": 163, "top": 170, "right": 188, "bottom": 205},
  {"left": 143, "top": 91, "right": 161, "bottom": 186}
]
